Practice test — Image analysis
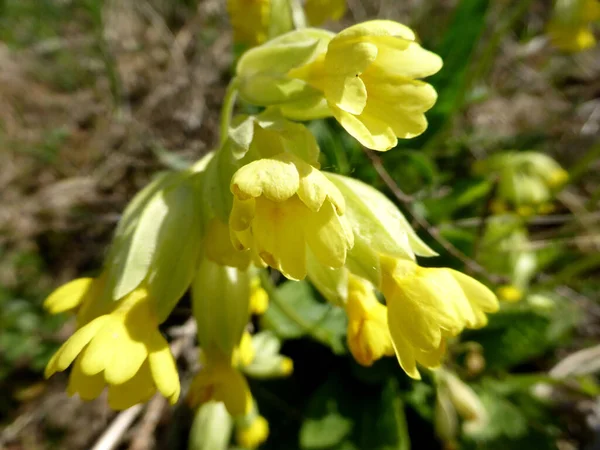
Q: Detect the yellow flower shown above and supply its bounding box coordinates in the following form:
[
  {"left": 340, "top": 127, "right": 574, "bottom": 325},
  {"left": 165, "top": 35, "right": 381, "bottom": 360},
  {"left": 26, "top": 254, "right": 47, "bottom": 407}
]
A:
[
  {"left": 305, "top": 0, "right": 346, "bottom": 25},
  {"left": 45, "top": 287, "right": 180, "bottom": 410},
  {"left": 236, "top": 21, "right": 442, "bottom": 151},
  {"left": 481, "top": 151, "right": 568, "bottom": 212},
  {"left": 236, "top": 415, "right": 269, "bottom": 449},
  {"left": 345, "top": 275, "right": 394, "bottom": 366},
  {"left": 227, "top": 0, "right": 271, "bottom": 46},
  {"left": 287, "top": 20, "right": 442, "bottom": 150},
  {"left": 249, "top": 277, "right": 269, "bottom": 315},
  {"left": 548, "top": 0, "right": 600, "bottom": 52},
  {"left": 381, "top": 257, "right": 498, "bottom": 379},
  {"left": 229, "top": 153, "right": 353, "bottom": 280},
  {"left": 188, "top": 361, "right": 253, "bottom": 416},
  {"left": 496, "top": 284, "right": 523, "bottom": 303}
]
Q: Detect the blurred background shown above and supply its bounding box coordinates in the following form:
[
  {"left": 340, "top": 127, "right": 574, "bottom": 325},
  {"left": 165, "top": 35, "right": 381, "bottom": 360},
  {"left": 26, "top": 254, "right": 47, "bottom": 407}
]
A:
[{"left": 1, "top": 0, "right": 599, "bottom": 449}]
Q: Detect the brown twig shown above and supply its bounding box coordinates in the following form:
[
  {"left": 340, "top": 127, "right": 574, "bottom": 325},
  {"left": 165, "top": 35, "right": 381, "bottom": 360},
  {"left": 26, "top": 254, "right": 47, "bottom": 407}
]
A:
[{"left": 365, "top": 150, "right": 504, "bottom": 284}]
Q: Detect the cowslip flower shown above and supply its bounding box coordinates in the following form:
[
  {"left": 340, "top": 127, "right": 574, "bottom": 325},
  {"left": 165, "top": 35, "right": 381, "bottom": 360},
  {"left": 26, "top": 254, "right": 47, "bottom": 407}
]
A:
[
  {"left": 229, "top": 152, "right": 353, "bottom": 280},
  {"left": 45, "top": 286, "right": 180, "bottom": 410},
  {"left": 380, "top": 257, "right": 498, "bottom": 379},
  {"left": 547, "top": 0, "right": 600, "bottom": 52},
  {"left": 345, "top": 275, "right": 394, "bottom": 366},
  {"left": 475, "top": 151, "right": 568, "bottom": 213},
  {"left": 305, "top": 0, "right": 346, "bottom": 25},
  {"left": 236, "top": 20, "right": 442, "bottom": 151}
]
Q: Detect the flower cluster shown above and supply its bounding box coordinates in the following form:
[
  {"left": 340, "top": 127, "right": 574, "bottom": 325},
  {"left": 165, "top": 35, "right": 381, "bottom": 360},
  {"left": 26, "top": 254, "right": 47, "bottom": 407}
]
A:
[
  {"left": 43, "top": 7, "right": 504, "bottom": 449},
  {"left": 474, "top": 151, "right": 569, "bottom": 217}
]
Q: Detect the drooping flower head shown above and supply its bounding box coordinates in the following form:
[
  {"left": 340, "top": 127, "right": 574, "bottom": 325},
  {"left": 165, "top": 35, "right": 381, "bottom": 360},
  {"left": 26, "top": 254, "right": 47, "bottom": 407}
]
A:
[
  {"left": 45, "top": 287, "right": 180, "bottom": 410},
  {"left": 236, "top": 20, "right": 442, "bottom": 151},
  {"left": 229, "top": 152, "right": 354, "bottom": 280},
  {"left": 474, "top": 151, "right": 568, "bottom": 215},
  {"left": 381, "top": 257, "right": 499, "bottom": 379}
]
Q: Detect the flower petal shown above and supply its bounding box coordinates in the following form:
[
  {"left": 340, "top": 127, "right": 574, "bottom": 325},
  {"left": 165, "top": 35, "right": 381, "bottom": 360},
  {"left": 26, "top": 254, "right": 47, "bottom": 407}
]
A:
[
  {"left": 67, "top": 356, "right": 106, "bottom": 401},
  {"left": 108, "top": 361, "right": 156, "bottom": 410},
  {"left": 324, "top": 75, "right": 368, "bottom": 115},
  {"left": 44, "top": 278, "right": 94, "bottom": 314},
  {"left": 148, "top": 331, "right": 180, "bottom": 404},
  {"left": 331, "top": 107, "right": 396, "bottom": 151},
  {"left": 231, "top": 156, "right": 300, "bottom": 202},
  {"left": 45, "top": 316, "right": 110, "bottom": 377},
  {"left": 304, "top": 201, "right": 353, "bottom": 269}
]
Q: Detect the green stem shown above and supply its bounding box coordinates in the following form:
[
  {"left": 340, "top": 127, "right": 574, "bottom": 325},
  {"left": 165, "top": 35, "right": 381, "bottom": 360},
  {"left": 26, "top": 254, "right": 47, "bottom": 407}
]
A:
[
  {"left": 219, "top": 77, "right": 240, "bottom": 147},
  {"left": 289, "top": 0, "right": 307, "bottom": 29}
]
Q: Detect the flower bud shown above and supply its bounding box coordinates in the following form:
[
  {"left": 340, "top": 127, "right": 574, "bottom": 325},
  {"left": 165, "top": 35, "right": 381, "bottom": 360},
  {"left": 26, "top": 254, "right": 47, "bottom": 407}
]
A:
[
  {"left": 192, "top": 257, "right": 252, "bottom": 360},
  {"left": 236, "top": 414, "right": 269, "bottom": 449},
  {"left": 242, "top": 331, "right": 294, "bottom": 379},
  {"left": 189, "top": 401, "right": 233, "bottom": 450},
  {"left": 345, "top": 275, "right": 394, "bottom": 366},
  {"left": 434, "top": 388, "right": 458, "bottom": 445}
]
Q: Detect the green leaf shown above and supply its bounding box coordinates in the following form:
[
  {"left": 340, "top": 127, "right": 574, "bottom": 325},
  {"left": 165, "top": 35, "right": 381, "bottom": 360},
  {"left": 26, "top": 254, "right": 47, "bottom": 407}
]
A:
[
  {"left": 147, "top": 174, "right": 204, "bottom": 322},
  {"left": 105, "top": 175, "right": 177, "bottom": 300},
  {"left": 261, "top": 280, "right": 347, "bottom": 355},
  {"left": 300, "top": 376, "right": 410, "bottom": 450}
]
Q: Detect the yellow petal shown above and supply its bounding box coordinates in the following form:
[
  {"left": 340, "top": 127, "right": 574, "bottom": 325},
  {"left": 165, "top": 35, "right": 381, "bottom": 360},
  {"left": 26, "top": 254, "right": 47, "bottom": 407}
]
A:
[
  {"left": 230, "top": 197, "right": 256, "bottom": 232},
  {"left": 332, "top": 107, "right": 396, "bottom": 151},
  {"left": 304, "top": 201, "right": 353, "bottom": 269},
  {"left": 333, "top": 20, "right": 416, "bottom": 42},
  {"left": 231, "top": 156, "right": 300, "bottom": 202},
  {"left": 253, "top": 197, "right": 307, "bottom": 280},
  {"left": 78, "top": 317, "right": 122, "bottom": 377},
  {"left": 324, "top": 40, "right": 378, "bottom": 78},
  {"left": 386, "top": 320, "right": 420, "bottom": 380},
  {"left": 107, "top": 361, "right": 156, "bottom": 410},
  {"left": 44, "top": 278, "right": 94, "bottom": 314},
  {"left": 372, "top": 41, "right": 443, "bottom": 79},
  {"left": 67, "top": 356, "right": 106, "bottom": 401},
  {"left": 45, "top": 316, "right": 110, "bottom": 377},
  {"left": 103, "top": 333, "right": 148, "bottom": 386},
  {"left": 449, "top": 270, "right": 499, "bottom": 314},
  {"left": 296, "top": 163, "right": 345, "bottom": 213},
  {"left": 148, "top": 331, "right": 180, "bottom": 404}
]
